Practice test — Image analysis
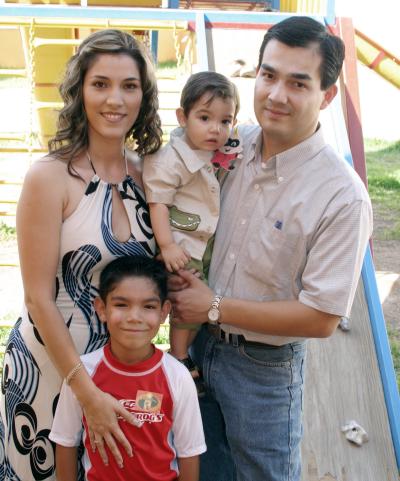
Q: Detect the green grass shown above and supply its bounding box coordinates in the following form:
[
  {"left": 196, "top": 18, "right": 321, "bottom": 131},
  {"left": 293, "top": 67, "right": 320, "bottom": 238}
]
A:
[
  {"left": 0, "top": 326, "right": 11, "bottom": 345},
  {"left": 365, "top": 138, "right": 400, "bottom": 239},
  {"left": 0, "top": 326, "right": 11, "bottom": 375},
  {"left": 156, "top": 60, "right": 178, "bottom": 79},
  {"left": 152, "top": 321, "right": 170, "bottom": 348},
  {"left": 0, "top": 222, "right": 17, "bottom": 242},
  {"left": 387, "top": 327, "right": 400, "bottom": 388}
]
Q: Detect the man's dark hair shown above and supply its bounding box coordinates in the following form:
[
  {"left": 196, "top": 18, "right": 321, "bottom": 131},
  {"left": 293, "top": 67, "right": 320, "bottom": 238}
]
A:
[
  {"left": 180, "top": 71, "right": 240, "bottom": 118},
  {"left": 98, "top": 255, "right": 169, "bottom": 303},
  {"left": 258, "top": 16, "right": 345, "bottom": 90}
]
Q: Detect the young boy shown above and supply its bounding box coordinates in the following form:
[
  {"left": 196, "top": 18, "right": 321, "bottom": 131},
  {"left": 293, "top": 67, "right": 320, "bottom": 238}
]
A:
[
  {"left": 49, "top": 255, "right": 206, "bottom": 481},
  {"left": 143, "top": 72, "right": 240, "bottom": 385}
]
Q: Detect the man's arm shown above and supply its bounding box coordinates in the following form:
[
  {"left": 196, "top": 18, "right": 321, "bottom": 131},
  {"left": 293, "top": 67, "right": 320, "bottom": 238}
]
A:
[
  {"left": 56, "top": 445, "right": 78, "bottom": 481},
  {"left": 177, "top": 456, "right": 199, "bottom": 481},
  {"left": 169, "top": 270, "right": 340, "bottom": 338},
  {"left": 170, "top": 192, "right": 372, "bottom": 340}
]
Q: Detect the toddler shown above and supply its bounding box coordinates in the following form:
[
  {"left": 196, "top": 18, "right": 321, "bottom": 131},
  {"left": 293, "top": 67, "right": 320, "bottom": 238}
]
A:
[{"left": 143, "top": 72, "right": 240, "bottom": 392}]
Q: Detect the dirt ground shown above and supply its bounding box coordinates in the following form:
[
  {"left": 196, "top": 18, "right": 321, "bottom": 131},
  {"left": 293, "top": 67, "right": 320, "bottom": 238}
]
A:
[{"left": 372, "top": 215, "right": 400, "bottom": 335}]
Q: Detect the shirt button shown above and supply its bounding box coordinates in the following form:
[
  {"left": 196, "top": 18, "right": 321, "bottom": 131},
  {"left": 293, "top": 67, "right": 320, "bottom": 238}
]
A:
[
  {"left": 240, "top": 219, "right": 246, "bottom": 225},
  {"left": 261, "top": 162, "right": 267, "bottom": 169},
  {"left": 278, "top": 176, "right": 284, "bottom": 183},
  {"left": 229, "top": 253, "right": 235, "bottom": 260},
  {"left": 211, "top": 186, "right": 217, "bottom": 193},
  {"left": 254, "top": 183, "right": 260, "bottom": 191}
]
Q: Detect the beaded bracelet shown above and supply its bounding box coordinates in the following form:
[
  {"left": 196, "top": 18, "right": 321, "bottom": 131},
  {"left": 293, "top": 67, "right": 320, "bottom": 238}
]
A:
[{"left": 65, "top": 362, "right": 83, "bottom": 386}]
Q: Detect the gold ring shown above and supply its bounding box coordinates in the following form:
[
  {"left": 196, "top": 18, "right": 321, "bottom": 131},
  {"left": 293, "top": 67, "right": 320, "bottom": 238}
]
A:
[{"left": 94, "top": 440, "right": 103, "bottom": 445}]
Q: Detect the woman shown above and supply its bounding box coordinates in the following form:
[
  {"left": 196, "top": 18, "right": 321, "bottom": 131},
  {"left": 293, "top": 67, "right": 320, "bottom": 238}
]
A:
[{"left": 0, "top": 29, "right": 162, "bottom": 480}]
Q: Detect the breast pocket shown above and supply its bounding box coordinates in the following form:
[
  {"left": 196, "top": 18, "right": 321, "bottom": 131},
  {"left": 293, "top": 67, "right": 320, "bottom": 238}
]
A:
[{"left": 245, "top": 217, "right": 305, "bottom": 290}]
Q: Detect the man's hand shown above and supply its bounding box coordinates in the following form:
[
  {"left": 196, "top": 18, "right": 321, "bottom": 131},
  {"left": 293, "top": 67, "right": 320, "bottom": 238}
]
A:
[
  {"left": 161, "top": 243, "right": 191, "bottom": 273},
  {"left": 168, "top": 270, "right": 213, "bottom": 325},
  {"left": 168, "top": 268, "right": 202, "bottom": 293}
]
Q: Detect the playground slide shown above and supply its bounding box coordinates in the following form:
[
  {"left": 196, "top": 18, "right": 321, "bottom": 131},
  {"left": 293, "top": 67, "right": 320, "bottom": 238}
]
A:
[
  {"left": 355, "top": 28, "right": 400, "bottom": 89},
  {"left": 300, "top": 95, "right": 400, "bottom": 481}
]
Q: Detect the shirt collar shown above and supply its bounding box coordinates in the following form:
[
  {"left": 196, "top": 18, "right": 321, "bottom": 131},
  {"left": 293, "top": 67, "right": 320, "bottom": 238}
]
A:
[
  {"left": 250, "top": 124, "right": 327, "bottom": 179},
  {"left": 170, "top": 127, "right": 213, "bottom": 173}
]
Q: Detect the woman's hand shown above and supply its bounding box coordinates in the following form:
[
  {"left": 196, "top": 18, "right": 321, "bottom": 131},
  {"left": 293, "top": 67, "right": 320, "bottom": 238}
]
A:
[{"left": 84, "top": 388, "right": 139, "bottom": 467}]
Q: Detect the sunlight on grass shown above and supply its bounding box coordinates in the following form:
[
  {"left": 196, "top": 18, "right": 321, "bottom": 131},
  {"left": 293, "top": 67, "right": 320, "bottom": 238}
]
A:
[
  {"left": 387, "top": 327, "right": 400, "bottom": 388},
  {"left": 152, "top": 321, "right": 170, "bottom": 348},
  {"left": 365, "top": 138, "right": 400, "bottom": 240},
  {"left": 0, "top": 76, "right": 28, "bottom": 89},
  {"left": 156, "top": 60, "right": 178, "bottom": 79},
  {"left": 0, "top": 326, "right": 12, "bottom": 375},
  {"left": 0, "top": 222, "right": 17, "bottom": 242}
]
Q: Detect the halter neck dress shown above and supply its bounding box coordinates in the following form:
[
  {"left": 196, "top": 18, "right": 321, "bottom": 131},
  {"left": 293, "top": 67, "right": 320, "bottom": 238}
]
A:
[{"left": 0, "top": 162, "right": 156, "bottom": 481}]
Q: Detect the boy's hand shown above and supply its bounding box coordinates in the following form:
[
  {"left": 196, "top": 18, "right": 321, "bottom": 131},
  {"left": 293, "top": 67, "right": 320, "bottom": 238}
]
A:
[{"left": 161, "top": 243, "right": 191, "bottom": 272}]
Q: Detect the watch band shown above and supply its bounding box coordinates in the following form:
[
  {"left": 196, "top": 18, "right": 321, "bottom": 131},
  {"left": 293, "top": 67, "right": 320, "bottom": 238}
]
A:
[
  {"left": 211, "top": 295, "right": 223, "bottom": 311},
  {"left": 208, "top": 294, "right": 223, "bottom": 325}
]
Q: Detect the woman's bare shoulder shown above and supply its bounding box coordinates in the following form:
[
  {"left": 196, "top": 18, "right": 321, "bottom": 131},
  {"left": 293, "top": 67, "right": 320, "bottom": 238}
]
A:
[{"left": 24, "top": 155, "right": 69, "bottom": 185}]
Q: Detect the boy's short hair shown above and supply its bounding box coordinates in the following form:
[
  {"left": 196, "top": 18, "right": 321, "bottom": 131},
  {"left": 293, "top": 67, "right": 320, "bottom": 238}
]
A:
[
  {"left": 180, "top": 71, "right": 240, "bottom": 118},
  {"left": 258, "top": 16, "right": 345, "bottom": 90},
  {"left": 98, "top": 255, "right": 169, "bottom": 303}
]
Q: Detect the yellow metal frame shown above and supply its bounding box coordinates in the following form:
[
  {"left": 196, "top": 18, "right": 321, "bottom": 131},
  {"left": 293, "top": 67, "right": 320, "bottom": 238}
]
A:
[
  {"left": 1, "top": 17, "right": 188, "bottom": 30},
  {"left": 355, "top": 28, "right": 400, "bottom": 89}
]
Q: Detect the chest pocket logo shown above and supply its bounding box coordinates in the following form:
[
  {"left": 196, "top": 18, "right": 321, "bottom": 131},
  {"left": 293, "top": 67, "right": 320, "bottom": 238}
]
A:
[{"left": 169, "top": 205, "right": 201, "bottom": 231}]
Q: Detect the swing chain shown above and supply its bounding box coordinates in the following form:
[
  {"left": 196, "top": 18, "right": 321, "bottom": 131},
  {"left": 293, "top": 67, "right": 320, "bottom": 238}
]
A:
[
  {"left": 173, "top": 22, "right": 183, "bottom": 71},
  {"left": 27, "top": 19, "right": 36, "bottom": 162}
]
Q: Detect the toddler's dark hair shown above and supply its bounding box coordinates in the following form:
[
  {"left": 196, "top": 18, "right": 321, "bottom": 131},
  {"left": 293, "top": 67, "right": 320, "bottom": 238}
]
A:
[
  {"left": 181, "top": 71, "right": 240, "bottom": 118},
  {"left": 98, "top": 255, "right": 168, "bottom": 303}
]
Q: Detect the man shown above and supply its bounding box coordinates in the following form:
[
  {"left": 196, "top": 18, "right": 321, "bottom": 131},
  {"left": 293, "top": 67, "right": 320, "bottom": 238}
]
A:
[{"left": 170, "top": 16, "right": 372, "bottom": 481}]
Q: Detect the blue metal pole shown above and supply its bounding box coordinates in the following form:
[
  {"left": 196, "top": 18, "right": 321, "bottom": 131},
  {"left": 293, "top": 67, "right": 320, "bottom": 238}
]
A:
[
  {"left": 195, "top": 11, "right": 209, "bottom": 71},
  {"left": 150, "top": 30, "right": 158, "bottom": 64},
  {"left": 271, "top": 0, "right": 280, "bottom": 11},
  {"left": 167, "top": 0, "right": 179, "bottom": 8},
  {"left": 362, "top": 250, "right": 400, "bottom": 469},
  {"left": 325, "top": 0, "right": 336, "bottom": 25}
]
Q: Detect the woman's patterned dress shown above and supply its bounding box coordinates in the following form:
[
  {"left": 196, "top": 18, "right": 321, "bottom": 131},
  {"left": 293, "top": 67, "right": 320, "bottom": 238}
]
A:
[{"left": 0, "top": 172, "right": 155, "bottom": 481}]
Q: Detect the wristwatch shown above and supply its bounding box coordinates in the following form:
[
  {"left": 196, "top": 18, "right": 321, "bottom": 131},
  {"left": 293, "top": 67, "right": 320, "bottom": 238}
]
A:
[{"left": 208, "top": 295, "right": 223, "bottom": 325}]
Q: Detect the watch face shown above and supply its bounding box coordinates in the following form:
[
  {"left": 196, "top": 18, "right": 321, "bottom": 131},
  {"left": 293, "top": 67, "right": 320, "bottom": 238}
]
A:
[{"left": 208, "top": 307, "right": 220, "bottom": 322}]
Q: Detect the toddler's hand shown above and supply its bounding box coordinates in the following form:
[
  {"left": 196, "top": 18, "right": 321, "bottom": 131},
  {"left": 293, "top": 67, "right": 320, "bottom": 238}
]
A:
[{"left": 161, "top": 243, "right": 191, "bottom": 272}]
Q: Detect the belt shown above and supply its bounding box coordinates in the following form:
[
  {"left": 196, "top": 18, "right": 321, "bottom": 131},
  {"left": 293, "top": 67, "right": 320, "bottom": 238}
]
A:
[{"left": 207, "top": 323, "right": 280, "bottom": 349}]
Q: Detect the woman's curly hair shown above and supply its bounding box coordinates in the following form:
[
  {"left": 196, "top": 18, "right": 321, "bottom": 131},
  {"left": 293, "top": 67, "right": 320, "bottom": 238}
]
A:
[{"left": 48, "top": 29, "right": 162, "bottom": 172}]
